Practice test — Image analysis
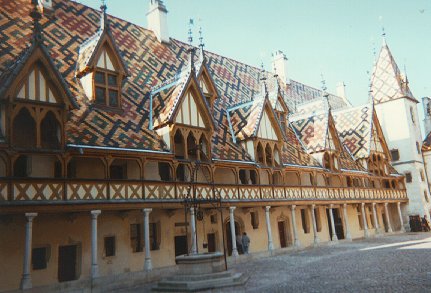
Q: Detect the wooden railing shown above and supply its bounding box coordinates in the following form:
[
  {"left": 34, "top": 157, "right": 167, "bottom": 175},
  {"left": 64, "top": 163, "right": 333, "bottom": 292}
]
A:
[{"left": 0, "top": 178, "right": 408, "bottom": 203}]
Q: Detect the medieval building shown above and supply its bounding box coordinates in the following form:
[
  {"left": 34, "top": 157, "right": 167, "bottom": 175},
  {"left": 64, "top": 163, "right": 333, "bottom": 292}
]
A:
[{"left": 0, "top": 0, "right": 410, "bottom": 292}]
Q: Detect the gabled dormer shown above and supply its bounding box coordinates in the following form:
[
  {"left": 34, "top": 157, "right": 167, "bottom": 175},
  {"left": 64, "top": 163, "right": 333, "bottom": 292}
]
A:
[
  {"left": 268, "top": 76, "right": 290, "bottom": 135},
  {"left": 0, "top": 2, "right": 77, "bottom": 150},
  {"left": 367, "top": 112, "right": 391, "bottom": 176},
  {"left": 320, "top": 116, "right": 343, "bottom": 171},
  {"left": 195, "top": 48, "right": 219, "bottom": 113},
  {"left": 228, "top": 95, "right": 284, "bottom": 167},
  {"left": 76, "top": 4, "right": 128, "bottom": 110},
  {"left": 151, "top": 51, "right": 215, "bottom": 162}
]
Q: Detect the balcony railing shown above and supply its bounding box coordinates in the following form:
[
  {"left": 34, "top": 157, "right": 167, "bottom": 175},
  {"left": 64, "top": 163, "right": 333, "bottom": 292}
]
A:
[{"left": 0, "top": 178, "right": 408, "bottom": 204}]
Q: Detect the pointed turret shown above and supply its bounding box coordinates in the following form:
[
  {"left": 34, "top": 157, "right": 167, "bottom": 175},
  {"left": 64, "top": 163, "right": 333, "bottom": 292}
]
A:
[{"left": 370, "top": 38, "right": 417, "bottom": 104}]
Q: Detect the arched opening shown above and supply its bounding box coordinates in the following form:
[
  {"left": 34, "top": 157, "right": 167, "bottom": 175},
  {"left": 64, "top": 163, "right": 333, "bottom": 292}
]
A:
[
  {"left": 285, "top": 171, "right": 300, "bottom": 186},
  {"left": 239, "top": 169, "right": 257, "bottom": 185},
  {"left": 272, "top": 171, "right": 283, "bottom": 185},
  {"left": 174, "top": 130, "right": 185, "bottom": 159},
  {"left": 265, "top": 144, "right": 273, "bottom": 167},
  {"left": 256, "top": 142, "right": 264, "bottom": 164},
  {"left": 187, "top": 133, "right": 198, "bottom": 160},
  {"left": 277, "top": 216, "right": 293, "bottom": 248},
  {"left": 196, "top": 165, "right": 211, "bottom": 183},
  {"left": 273, "top": 145, "right": 281, "bottom": 167},
  {"left": 67, "top": 157, "right": 105, "bottom": 179},
  {"left": 176, "top": 163, "right": 191, "bottom": 182},
  {"left": 328, "top": 175, "right": 342, "bottom": 187},
  {"left": 198, "top": 135, "right": 210, "bottom": 161},
  {"left": 225, "top": 219, "right": 244, "bottom": 256},
  {"left": 323, "top": 152, "right": 331, "bottom": 169},
  {"left": 41, "top": 111, "right": 61, "bottom": 149},
  {"left": 110, "top": 159, "right": 140, "bottom": 180},
  {"left": 0, "top": 156, "right": 6, "bottom": 177},
  {"left": 300, "top": 172, "right": 314, "bottom": 186},
  {"left": 14, "top": 155, "right": 62, "bottom": 178},
  {"left": 214, "top": 167, "right": 236, "bottom": 184},
  {"left": 13, "top": 108, "right": 36, "bottom": 148},
  {"left": 316, "top": 174, "right": 326, "bottom": 187},
  {"left": 259, "top": 169, "right": 270, "bottom": 185},
  {"left": 346, "top": 176, "right": 353, "bottom": 187}
]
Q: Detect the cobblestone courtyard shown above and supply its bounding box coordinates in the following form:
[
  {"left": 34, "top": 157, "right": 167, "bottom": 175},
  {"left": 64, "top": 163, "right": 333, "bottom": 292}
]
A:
[{"left": 124, "top": 232, "right": 431, "bottom": 292}]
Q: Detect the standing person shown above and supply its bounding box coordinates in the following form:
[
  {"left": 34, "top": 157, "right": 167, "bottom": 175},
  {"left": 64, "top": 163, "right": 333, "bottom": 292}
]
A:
[
  {"left": 236, "top": 234, "right": 243, "bottom": 254},
  {"left": 242, "top": 232, "right": 250, "bottom": 254}
]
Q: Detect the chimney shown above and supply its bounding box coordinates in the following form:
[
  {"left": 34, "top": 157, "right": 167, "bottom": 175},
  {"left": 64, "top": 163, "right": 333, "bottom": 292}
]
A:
[
  {"left": 147, "top": 0, "right": 169, "bottom": 43},
  {"left": 336, "top": 82, "right": 346, "bottom": 99},
  {"left": 38, "top": 0, "right": 54, "bottom": 17},
  {"left": 423, "top": 97, "right": 431, "bottom": 135},
  {"left": 272, "top": 50, "right": 289, "bottom": 85}
]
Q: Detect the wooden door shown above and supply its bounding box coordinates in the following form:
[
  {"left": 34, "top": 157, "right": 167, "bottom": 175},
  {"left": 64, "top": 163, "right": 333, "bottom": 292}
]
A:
[
  {"left": 58, "top": 245, "right": 77, "bottom": 282},
  {"left": 278, "top": 221, "right": 287, "bottom": 248},
  {"left": 207, "top": 233, "right": 216, "bottom": 253},
  {"left": 174, "top": 235, "right": 188, "bottom": 256}
]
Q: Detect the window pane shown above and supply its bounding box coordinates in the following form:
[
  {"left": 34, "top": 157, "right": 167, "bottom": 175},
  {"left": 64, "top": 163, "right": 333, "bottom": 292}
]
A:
[
  {"left": 95, "top": 72, "right": 105, "bottom": 84},
  {"left": 95, "top": 87, "right": 105, "bottom": 104},
  {"left": 109, "top": 90, "right": 118, "bottom": 107},
  {"left": 108, "top": 74, "right": 117, "bottom": 86},
  {"left": 32, "top": 247, "right": 47, "bottom": 270},
  {"left": 104, "top": 236, "right": 116, "bottom": 257}
]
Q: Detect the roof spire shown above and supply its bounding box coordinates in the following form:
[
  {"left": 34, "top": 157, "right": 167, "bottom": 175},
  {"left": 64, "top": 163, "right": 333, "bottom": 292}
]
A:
[
  {"left": 381, "top": 26, "right": 387, "bottom": 46},
  {"left": 198, "top": 25, "right": 205, "bottom": 62},
  {"left": 320, "top": 73, "right": 328, "bottom": 95},
  {"left": 188, "top": 18, "right": 194, "bottom": 46},
  {"left": 100, "top": 0, "right": 108, "bottom": 31},
  {"left": 260, "top": 62, "right": 268, "bottom": 97},
  {"left": 30, "top": 0, "right": 44, "bottom": 45}
]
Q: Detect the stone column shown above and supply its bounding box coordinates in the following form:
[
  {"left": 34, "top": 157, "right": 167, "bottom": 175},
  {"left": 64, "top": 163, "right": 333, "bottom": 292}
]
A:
[
  {"left": 372, "top": 203, "right": 380, "bottom": 234},
  {"left": 91, "top": 210, "right": 101, "bottom": 279},
  {"left": 143, "top": 208, "right": 153, "bottom": 271},
  {"left": 342, "top": 204, "right": 352, "bottom": 241},
  {"left": 291, "top": 205, "right": 301, "bottom": 247},
  {"left": 397, "top": 202, "right": 405, "bottom": 232},
  {"left": 361, "top": 203, "right": 369, "bottom": 238},
  {"left": 20, "top": 213, "right": 37, "bottom": 290},
  {"left": 190, "top": 207, "right": 197, "bottom": 254},
  {"left": 328, "top": 205, "right": 338, "bottom": 242},
  {"left": 310, "top": 204, "right": 319, "bottom": 245},
  {"left": 384, "top": 203, "right": 393, "bottom": 233},
  {"left": 229, "top": 207, "right": 239, "bottom": 257},
  {"left": 265, "top": 206, "right": 274, "bottom": 252}
]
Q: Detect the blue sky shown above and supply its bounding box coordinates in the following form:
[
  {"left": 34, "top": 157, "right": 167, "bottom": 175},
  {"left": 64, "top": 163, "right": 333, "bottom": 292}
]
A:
[{"left": 78, "top": 0, "right": 431, "bottom": 117}]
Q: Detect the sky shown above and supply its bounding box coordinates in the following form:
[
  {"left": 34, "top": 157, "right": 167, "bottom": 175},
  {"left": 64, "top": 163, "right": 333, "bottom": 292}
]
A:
[{"left": 77, "top": 0, "right": 431, "bottom": 124}]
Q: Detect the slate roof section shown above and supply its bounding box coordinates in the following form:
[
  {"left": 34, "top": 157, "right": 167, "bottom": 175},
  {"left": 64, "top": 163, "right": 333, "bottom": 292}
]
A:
[{"left": 370, "top": 41, "right": 417, "bottom": 104}]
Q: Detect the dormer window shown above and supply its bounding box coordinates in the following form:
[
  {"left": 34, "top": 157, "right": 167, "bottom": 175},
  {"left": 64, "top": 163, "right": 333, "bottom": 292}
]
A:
[
  {"left": 94, "top": 69, "right": 119, "bottom": 107},
  {"left": 322, "top": 151, "right": 339, "bottom": 171}
]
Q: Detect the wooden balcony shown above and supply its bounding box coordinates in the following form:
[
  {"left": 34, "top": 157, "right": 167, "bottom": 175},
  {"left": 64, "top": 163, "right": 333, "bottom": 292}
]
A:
[{"left": 0, "top": 178, "right": 408, "bottom": 205}]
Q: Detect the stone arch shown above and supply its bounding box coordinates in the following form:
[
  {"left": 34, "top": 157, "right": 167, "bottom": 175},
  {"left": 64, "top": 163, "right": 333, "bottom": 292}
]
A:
[
  {"left": 40, "top": 110, "right": 61, "bottom": 149},
  {"left": 224, "top": 214, "right": 246, "bottom": 255}
]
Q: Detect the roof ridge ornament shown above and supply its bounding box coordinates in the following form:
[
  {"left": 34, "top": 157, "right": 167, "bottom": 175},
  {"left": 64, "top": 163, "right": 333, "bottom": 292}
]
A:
[
  {"left": 30, "top": 0, "right": 44, "bottom": 45},
  {"left": 381, "top": 26, "right": 387, "bottom": 46},
  {"left": 198, "top": 25, "right": 205, "bottom": 62},
  {"left": 100, "top": 0, "right": 108, "bottom": 31}
]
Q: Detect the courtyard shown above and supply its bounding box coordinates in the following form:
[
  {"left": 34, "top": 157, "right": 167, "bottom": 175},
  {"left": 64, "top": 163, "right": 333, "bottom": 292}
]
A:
[{"left": 122, "top": 232, "right": 431, "bottom": 292}]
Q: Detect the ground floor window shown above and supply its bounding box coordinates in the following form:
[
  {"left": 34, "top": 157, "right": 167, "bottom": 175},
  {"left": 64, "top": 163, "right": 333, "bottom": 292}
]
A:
[
  {"left": 32, "top": 246, "right": 49, "bottom": 270},
  {"left": 130, "top": 224, "right": 143, "bottom": 252},
  {"left": 104, "top": 236, "right": 116, "bottom": 257}
]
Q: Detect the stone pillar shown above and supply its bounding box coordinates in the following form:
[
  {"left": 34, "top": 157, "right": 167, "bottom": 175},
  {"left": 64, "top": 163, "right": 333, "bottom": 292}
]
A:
[
  {"left": 361, "top": 203, "right": 369, "bottom": 238},
  {"left": 265, "top": 206, "right": 274, "bottom": 252},
  {"left": 20, "top": 213, "right": 37, "bottom": 290},
  {"left": 190, "top": 207, "right": 197, "bottom": 255},
  {"left": 291, "top": 205, "right": 301, "bottom": 247},
  {"left": 372, "top": 203, "right": 380, "bottom": 234},
  {"left": 310, "top": 204, "right": 319, "bottom": 245},
  {"left": 384, "top": 203, "right": 393, "bottom": 233},
  {"left": 328, "top": 205, "right": 338, "bottom": 242},
  {"left": 397, "top": 202, "right": 405, "bottom": 232},
  {"left": 342, "top": 204, "right": 352, "bottom": 241},
  {"left": 143, "top": 208, "right": 153, "bottom": 271},
  {"left": 229, "top": 207, "right": 239, "bottom": 257},
  {"left": 91, "top": 210, "right": 101, "bottom": 279}
]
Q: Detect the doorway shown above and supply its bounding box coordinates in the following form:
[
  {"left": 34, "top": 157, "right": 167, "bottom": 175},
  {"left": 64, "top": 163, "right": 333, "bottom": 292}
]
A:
[
  {"left": 382, "top": 213, "right": 389, "bottom": 232},
  {"left": 278, "top": 221, "right": 287, "bottom": 248},
  {"left": 58, "top": 245, "right": 78, "bottom": 282},
  {"left": 226, "top": 221, "right": 241, "bottom": 255},
  {"left": 207, "top": 233, "right": 216, "bottom": 253},
  {"left": 326, "top": 208, "right": 345, "bottom": 240},
  {"left": 174, "top": 235, "right": 188, "bottom": 256}
]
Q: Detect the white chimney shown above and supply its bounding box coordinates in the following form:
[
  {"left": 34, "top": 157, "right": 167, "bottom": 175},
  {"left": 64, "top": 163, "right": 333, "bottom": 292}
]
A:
[
  {"left": 38, "top": 0, "right": 53, "bottom": 16},
  {"left": 272, "top": 50, "right": 289, "bottom": 85},
  {"left": 147, "top": 0, "right": 169, "bottom": 44},
  {"left": 423, "top": 97, "right": 431, "bottom": 135},
  {"left": 336, "top": 82, "right": 346, "bottom": 99}
]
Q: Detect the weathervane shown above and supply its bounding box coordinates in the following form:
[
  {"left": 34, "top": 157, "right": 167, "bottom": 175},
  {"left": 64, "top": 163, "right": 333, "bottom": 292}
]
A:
[
  {"left": 188, "top": 18, "right": 194, "bottom": 46},
  {"left": 198, "top": 26, "right": 204, "bottom": 50}
]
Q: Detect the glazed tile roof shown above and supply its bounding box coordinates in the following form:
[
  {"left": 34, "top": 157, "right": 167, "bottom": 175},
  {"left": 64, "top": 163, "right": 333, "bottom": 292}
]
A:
[
  {"left": 333, "top": 104, "right": 373, "bottom": 159},
  {"left": 370, "top": 41, "right": 417, "bottom": 104},
  {"left": 0, "top": 0, "right": 350, "bottom": 166}
]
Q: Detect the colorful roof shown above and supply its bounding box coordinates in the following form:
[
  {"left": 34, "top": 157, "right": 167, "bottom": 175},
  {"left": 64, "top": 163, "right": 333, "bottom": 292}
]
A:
[
  {"left": 0, "top": 0, "right": 351, "bottom": 166},
  {"left": 333, "top": 104, "right": 373, "bottom": 159},
  {"left": 370, "top": 40, "right": 416, "bottom": 104}
]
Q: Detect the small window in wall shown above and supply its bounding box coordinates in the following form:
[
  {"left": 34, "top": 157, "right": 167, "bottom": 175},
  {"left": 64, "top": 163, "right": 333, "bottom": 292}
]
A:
[
  {"left": 250, "top": 211, "right": 259, "bottom": 229},
  {"left": 130, "top": 224, "right": 143, "bottom": 253},
  {"left": 104, "top": 236, "right": 116, "bottom": 257},
  {"left": 32, "top": 246, "right": 49, "bottom": 270},
  {"left": 416, "top": 142, "right": 421, "bottom": 154},
  {"left": 405, "top": 172, "right": 412, "bottom": 183},
  {"left": 149, "top": 222, "right": 160, "bottom": 251},
  {"left": 300, "top": 209, "right": 310, "bottom": 234},
  {"left": 390, "top": 149, "right": 400, "bottom": 161},
  {"left": 210, "top": 214, "right": 217, "bottom": 224}
]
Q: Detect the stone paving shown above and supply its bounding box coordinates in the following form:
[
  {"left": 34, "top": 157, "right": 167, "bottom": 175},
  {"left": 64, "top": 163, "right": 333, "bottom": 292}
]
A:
[{"left": 120, "top": 232, "right": 431, "bottom": 292}]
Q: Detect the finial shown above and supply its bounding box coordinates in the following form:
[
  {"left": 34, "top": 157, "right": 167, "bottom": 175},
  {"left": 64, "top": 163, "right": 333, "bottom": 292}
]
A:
[
  {"left": 30, "top": 0, "right": 43, "bottom": 44},
  {"left": 188, "top": 18, "right": 194, "bottom": 46},
  {"left": 381, "top": 26, "right": 387, "bottom": 45},
  {"left": 198, "top": 26, "right": 204, "bottom": 50},
  {"left": 404, "top": 63, "right": 409, "bottom": 85},
  {"left": 320, "top": 73, "right": 327, "bottom": 93},
  {"left": 100, "top": 0, "right": 108, "bottom": 30}
]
